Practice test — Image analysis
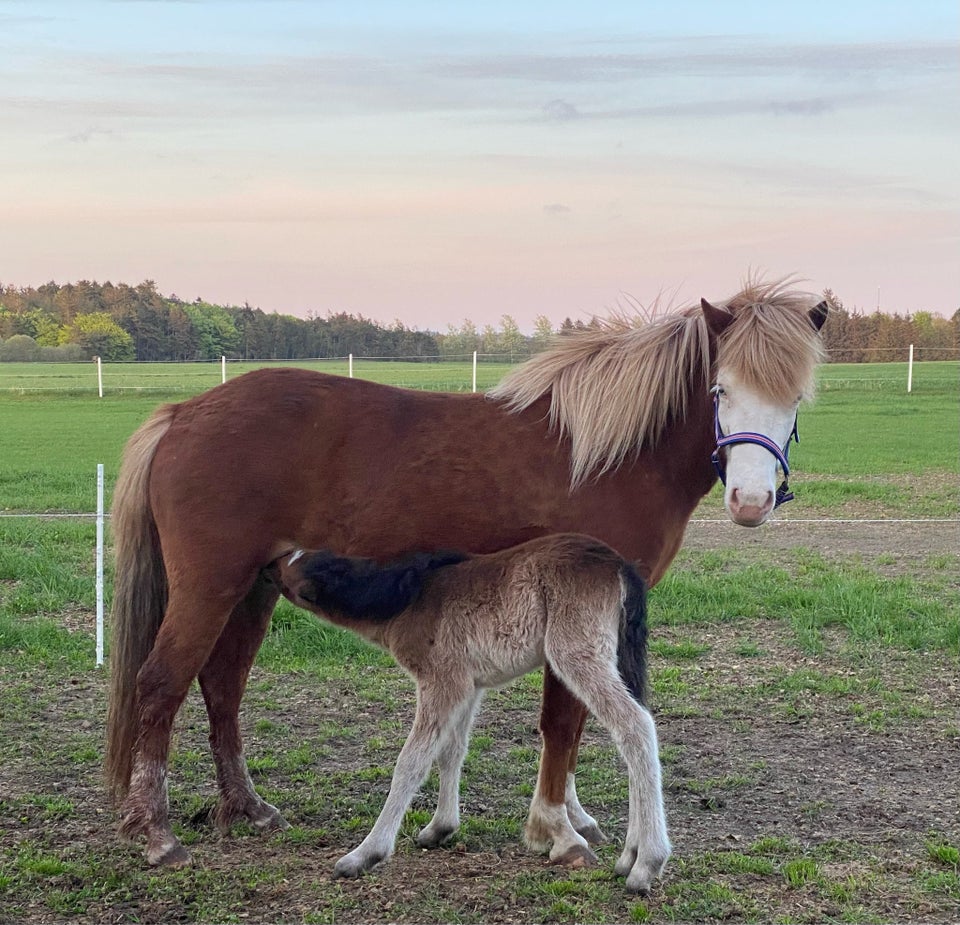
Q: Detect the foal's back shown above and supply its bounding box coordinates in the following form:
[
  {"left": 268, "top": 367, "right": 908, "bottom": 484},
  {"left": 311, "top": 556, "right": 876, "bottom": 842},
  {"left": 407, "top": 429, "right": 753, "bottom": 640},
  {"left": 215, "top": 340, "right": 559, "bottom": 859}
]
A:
[{"left": 273, "top": 532, "right": 638, "bottom": 688}]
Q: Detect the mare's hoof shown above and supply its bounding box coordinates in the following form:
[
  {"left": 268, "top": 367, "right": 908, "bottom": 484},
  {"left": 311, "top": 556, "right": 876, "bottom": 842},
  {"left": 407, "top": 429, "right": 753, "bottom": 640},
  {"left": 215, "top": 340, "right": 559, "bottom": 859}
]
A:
[
  {"left": 212, "top": 799, "right": 290, "bottom": 835},
  {"left": 549, "top": 844, "right": 598, "bottom": 869},
  {"left": 252, "top": 806, "right": 290, "bottom": 833},
  {"left": 147, "top": 839, "right": 192, "bottom": 868}
]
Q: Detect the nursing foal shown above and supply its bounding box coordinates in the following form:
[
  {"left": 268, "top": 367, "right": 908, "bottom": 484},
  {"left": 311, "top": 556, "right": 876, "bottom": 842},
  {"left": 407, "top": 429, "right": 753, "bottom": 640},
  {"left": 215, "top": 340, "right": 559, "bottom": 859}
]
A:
[{"left": 268, "top": 533, "right": 670, "bottom": 894}]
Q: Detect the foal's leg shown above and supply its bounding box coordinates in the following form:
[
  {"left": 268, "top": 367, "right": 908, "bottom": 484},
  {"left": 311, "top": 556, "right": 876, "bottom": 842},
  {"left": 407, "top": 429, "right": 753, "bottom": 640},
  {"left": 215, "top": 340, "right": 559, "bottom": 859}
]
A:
[
  {"left": 548, "top": 648, "right": 670, "bottom": 894},
  {"left": 415, "top": 689, "right": 484, "bottom": 849},
  {"left": 334, "top": 678, "right": 473, "bottom": 878},
  {"left": 118, "top": 587, "right": 239, "bottom": 866},
  {"left": 198, "top": 575, "right": 288, "bottom": 835},
  {"left": 526, "top": 666, "right": 602, "bottom": 864}
]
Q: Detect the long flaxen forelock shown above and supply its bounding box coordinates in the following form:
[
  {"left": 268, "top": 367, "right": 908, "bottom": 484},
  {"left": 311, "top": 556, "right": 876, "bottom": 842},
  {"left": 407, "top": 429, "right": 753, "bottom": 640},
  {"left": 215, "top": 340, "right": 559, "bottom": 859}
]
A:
[
  {"left": 489, "top": 276, "right": 823, "bottom": 487},
  {"left": 716, "top": 277, "right": 826, "bottom": 403}
]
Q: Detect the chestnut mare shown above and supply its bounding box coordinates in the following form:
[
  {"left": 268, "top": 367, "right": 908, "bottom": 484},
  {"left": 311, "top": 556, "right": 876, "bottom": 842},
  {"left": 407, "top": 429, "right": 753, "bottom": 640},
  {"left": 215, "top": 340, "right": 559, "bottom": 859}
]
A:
[{"left": 105, "top": 277, "right": 827, "bottom": 868}]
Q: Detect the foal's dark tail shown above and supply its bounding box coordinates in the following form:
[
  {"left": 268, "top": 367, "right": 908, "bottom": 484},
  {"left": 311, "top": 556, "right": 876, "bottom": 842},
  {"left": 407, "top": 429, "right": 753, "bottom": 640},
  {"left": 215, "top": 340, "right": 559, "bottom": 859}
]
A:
[
  {"left": 617, "top": 562, "right": 649, "bottom": 707},
  {"left": 280, "top": 549, "right": 469, "bottom": 622}
]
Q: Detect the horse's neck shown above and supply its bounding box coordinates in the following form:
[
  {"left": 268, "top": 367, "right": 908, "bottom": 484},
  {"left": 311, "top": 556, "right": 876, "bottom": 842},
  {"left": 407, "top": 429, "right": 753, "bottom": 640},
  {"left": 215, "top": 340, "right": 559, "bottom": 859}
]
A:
[{"left": 574, "top": 390, "right": 717, "bottom": 585}]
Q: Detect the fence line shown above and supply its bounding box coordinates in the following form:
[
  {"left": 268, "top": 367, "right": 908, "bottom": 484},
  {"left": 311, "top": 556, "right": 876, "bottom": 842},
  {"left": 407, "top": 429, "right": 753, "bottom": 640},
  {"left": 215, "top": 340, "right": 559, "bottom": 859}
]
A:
[
  {"left": 3, "top": 353, "right": 958, "bottom": 397},
  {"left": 3, "top": 511, "right": 956, "bottom": 524}
]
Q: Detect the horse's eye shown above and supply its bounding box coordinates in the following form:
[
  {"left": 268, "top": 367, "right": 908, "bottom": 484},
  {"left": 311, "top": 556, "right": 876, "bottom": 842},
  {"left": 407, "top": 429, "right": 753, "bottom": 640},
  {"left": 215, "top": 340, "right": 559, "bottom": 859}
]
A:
[{"left": 713, "top": 385, "right": 726, "bottom": 397}]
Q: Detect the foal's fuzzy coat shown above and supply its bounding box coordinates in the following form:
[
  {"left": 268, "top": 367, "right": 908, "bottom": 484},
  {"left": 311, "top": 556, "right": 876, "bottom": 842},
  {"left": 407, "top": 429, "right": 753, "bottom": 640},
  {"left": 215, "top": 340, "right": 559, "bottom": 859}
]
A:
[{"left": 268, "top": 533, "right": 670, "bottom": 894}]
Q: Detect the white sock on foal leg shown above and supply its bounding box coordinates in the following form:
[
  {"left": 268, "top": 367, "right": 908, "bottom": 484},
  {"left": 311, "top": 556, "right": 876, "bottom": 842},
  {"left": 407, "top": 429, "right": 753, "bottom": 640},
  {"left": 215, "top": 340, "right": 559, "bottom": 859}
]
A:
[
  {"left": 334, "top": 682, "right": 472, "bottom": 878},
  {"left": 416, "top": 691, "right": 483, "bottom": 848}
]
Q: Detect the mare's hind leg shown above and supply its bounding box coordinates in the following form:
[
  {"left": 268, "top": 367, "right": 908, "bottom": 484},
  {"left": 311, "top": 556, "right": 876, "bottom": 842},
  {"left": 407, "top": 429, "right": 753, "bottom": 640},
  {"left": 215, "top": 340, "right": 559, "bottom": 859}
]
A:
[
  {"left": 119, "top": 588, "right": 240, "bottom": 867},
  {"left": 334, "top": 677, "right": 474, "bottom": 878},
  {"left": 198, "top": 574, "right": 288, "bottom": 835},
  {"left": 415, "top": 689, "right": 484, "bottom": 848},
  {"left": 525, "top": 666, "right": 601, "bottom": 866},
  {"left": 563, "top": 712, "right": 606, "bottom": 845}
]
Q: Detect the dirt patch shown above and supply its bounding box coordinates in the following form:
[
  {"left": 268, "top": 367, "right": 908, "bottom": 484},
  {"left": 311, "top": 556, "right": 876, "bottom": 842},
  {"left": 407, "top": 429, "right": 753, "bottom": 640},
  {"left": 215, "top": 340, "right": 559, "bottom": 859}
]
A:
[{"left": 682, "top": 518, "right": 959, "bottom": 574}]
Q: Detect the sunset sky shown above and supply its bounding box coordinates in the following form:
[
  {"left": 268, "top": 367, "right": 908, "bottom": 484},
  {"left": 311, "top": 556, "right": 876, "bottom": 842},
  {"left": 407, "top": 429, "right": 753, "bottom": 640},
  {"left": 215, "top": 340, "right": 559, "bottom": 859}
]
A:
[{"left": 2, "top": 0, "right": 957, "bottom": 331}]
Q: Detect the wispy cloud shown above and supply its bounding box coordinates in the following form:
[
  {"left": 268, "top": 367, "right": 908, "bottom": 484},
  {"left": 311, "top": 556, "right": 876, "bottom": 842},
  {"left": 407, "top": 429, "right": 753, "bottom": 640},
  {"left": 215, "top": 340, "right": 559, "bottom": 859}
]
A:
[
  {"left": 431, "top": 40, "right": 957, "bottom": 83},
  {"left": 66, "top": 126, "right": 118, "bottom": 144},
  {"left": 534, "top": 94, "right": 843, "bottom": 123}
]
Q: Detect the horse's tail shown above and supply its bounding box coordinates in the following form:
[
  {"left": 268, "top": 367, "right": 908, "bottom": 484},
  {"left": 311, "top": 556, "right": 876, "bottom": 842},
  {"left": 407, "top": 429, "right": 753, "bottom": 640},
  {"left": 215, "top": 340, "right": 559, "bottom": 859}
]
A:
[
  {"left": 104, "top": 403, "right": 176, "bottom": 804},
  {"left": 278, "top": 549, "right": 469, "bottom": 623},
  {"left": 617, "top": 562, "right": 649, "bottom": 706}
]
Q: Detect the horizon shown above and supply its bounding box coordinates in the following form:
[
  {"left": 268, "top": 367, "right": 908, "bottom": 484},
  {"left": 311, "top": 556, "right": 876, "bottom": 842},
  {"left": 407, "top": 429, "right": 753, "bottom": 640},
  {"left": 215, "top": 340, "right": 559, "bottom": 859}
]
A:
[{"left": 2, "top": 1, "right": 958, "bottom": 330}]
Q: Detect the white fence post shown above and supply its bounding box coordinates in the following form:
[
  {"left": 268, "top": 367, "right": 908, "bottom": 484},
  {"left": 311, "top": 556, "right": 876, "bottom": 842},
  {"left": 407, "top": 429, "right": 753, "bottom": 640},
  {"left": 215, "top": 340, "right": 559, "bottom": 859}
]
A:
[
  {"left": 221, "top": 355, "right": 226, "bottom": 384},
  {"left": 96, "top": 356, "right": 103, "bottom": 398},
  {"left": 907, "top": 344, "right": 914, "bottom": 393},
  {"left": 96, "top": 464, "right": 105, "bottom": 667},
  {"left": 472, "top": 351, "right": 477, "bottom": 393},
  {"left": 349, "top": 354, "right": 354, "bottom": 378}
]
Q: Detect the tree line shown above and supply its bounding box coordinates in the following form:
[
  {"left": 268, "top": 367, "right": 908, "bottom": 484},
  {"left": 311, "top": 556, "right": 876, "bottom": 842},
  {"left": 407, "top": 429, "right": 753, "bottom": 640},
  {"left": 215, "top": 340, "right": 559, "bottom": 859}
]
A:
[{"left": 0, "top": 279, "right": 956, "bottom": 363}]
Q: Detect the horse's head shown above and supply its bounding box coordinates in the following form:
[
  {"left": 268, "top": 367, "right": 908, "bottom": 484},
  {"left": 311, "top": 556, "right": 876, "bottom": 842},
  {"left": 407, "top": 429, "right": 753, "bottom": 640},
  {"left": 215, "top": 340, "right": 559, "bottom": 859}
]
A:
[{"left": 702, "top": 291, "right": 828, "bottom": 527}]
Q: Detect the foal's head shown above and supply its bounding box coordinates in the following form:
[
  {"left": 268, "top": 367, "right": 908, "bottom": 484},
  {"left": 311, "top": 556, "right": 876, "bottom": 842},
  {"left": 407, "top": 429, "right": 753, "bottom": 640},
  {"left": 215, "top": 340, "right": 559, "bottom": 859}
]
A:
[{"left": 266, "top": 548, "right": 469, "bottom": 622}]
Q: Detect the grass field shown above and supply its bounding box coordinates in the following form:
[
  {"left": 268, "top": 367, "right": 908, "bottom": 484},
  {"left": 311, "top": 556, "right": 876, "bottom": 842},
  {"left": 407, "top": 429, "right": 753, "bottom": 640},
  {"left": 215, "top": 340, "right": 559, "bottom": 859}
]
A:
[
  {"left": 0, "top": 359, "right": 956, "bottom": 514},
  {"left": 1, "top": 359, "right": 958, "bottom": 923}
]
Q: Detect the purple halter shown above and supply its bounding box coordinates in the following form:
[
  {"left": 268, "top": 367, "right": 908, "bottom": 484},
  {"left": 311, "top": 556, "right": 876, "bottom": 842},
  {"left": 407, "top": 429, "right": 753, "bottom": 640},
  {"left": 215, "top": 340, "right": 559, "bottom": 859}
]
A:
[{"left": 710, "top": 391, "right": 799, "bottom": 508}]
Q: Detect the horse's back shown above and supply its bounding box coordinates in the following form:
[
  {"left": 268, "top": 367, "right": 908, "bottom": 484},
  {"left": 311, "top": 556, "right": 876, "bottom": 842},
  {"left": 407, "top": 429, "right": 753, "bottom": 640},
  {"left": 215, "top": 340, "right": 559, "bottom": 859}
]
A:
[{"left": 144, "top": 368, "right": 566, "bottom": 573}]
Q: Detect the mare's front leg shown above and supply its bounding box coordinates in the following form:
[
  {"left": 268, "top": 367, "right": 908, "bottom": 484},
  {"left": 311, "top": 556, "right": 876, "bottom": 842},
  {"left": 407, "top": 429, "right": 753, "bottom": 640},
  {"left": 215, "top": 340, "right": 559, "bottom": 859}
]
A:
[
  {"left": 199, "top": 575, "right": 288, "bottom": 835},
  {"left": 334, "top": 679, "right": 472, "bottom": 878},
  {"left": 118, "top": 587, "right": 237, "bottom": 866},
  {"left": 525, "top": 666, "right": 601, "bottom": 866}
]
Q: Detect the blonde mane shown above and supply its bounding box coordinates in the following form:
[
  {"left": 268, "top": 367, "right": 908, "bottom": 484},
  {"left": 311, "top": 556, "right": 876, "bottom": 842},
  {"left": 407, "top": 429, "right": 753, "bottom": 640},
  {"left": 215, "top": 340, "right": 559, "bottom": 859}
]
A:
[{"left": 489, "top": 276, "right": 825, "bottom": 487}]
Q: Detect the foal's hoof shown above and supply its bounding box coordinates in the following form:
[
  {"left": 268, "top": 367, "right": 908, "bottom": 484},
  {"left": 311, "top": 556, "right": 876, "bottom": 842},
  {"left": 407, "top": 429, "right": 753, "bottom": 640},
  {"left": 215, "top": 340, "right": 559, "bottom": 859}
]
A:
[
  {"left": 549, "top": 844, "right": 598, "bottom": 869},
  {"left": 617, "top": 849, "right": 670, "bottom": 895},
  {"left": 415, "top": 825, "right": 457, "bottom": 849},
  {"left": 333, "top": 850, "right": 385, "bottom": 879}
]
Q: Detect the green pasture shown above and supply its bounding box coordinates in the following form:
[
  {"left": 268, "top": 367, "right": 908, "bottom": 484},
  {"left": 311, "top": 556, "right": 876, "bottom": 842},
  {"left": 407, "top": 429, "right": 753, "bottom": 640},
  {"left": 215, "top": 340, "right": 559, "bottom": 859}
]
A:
[{"left": 0, "top": 359, "right": 956, "bottom": 514}]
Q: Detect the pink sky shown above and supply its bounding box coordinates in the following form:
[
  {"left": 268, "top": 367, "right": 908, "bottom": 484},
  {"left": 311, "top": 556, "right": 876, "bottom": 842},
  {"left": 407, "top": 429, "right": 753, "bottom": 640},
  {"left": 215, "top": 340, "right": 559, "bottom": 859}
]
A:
[{"left": 2, "top": 2, "right": 957, "bottom": 331}]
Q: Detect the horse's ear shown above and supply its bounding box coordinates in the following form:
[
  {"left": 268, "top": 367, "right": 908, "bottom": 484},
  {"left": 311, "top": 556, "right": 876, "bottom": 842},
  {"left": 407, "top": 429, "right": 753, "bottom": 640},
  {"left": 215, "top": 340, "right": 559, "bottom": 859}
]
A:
[
  {"left": 701, "top": 298, "right": 734, "bottom": 339},
  {"left": 809, "top": 300, "right": 829, "bottom": 331}
]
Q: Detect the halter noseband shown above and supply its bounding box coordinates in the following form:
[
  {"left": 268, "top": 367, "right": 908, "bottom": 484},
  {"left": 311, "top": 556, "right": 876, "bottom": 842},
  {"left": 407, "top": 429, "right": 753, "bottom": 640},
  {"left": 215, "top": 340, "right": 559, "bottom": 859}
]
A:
[{"left": 710, "top": 390, "right": 799, "bottom": 508}]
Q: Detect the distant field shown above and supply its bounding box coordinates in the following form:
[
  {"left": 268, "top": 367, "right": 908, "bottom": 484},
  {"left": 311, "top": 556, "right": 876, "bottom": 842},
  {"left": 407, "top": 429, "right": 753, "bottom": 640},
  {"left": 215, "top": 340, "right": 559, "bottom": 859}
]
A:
[{"left": 0, "top": 359, "right": 956, "bottom": 514}]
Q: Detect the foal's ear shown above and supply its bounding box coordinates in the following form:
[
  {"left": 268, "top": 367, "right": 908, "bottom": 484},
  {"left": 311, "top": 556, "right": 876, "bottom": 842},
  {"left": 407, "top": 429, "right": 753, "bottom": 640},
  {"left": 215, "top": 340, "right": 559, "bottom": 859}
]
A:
[
  {"left": 701, "top": 298, "right": 734, "bottom": 339},
  {"left": 809, "top": 300, "right": 829, "bottom": 331}
]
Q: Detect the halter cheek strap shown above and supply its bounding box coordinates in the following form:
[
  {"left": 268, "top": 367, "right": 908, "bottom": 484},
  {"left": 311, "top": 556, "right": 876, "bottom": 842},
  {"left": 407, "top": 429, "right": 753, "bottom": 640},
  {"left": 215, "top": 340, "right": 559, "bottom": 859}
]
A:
[{"left": 710, "top": 393, "right": 799, "bottom": 508}]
